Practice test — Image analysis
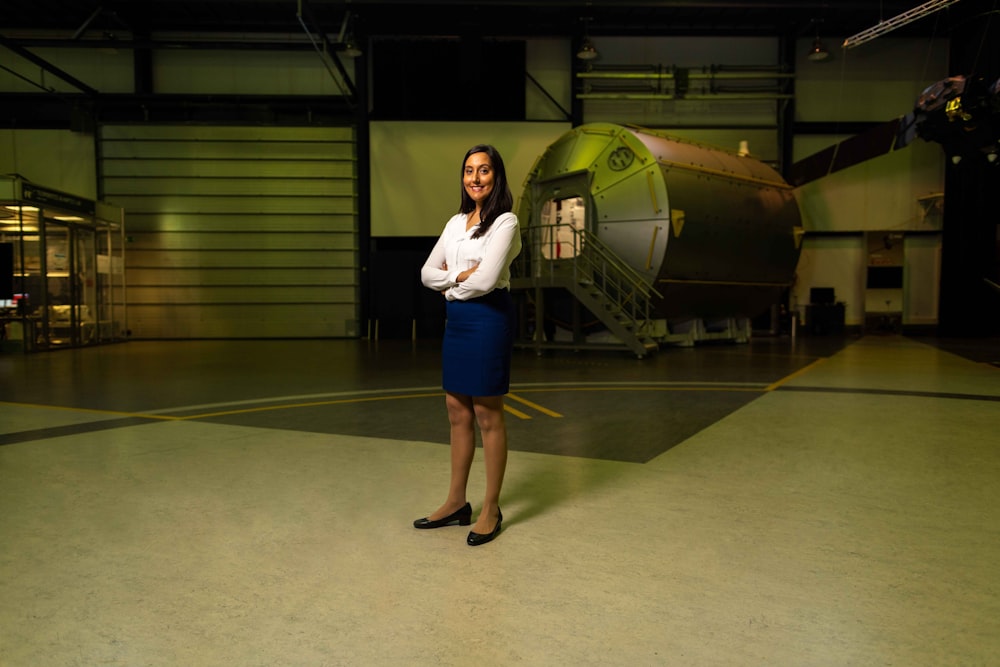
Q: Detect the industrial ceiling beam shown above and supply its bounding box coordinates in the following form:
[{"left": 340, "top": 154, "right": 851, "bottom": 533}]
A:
[
  {"left": 0, "top": 33, "right": 99, "bottom": 96},
  {"left": 296, "top": 0, "right": 358, "bottom": 102},
  {"left": 843, "top": 0, "right": 961, "bottom": 49}
]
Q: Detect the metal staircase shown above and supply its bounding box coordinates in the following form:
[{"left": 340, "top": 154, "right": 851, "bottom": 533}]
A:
[{"left": 510, "top": 223, "right": 663, "bottom": 358}]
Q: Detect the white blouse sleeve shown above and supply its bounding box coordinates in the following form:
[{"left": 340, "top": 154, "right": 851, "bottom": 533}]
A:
[
  {"left": 420, "top": 216, "right": 463, "bottom": 290},
  {"left": 445, "top": 212, "right": 520, "bottom": 301}
]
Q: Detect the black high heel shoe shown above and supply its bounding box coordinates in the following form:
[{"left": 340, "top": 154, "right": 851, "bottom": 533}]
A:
[
  {"left": 467, "top": 508, "right": 502, "bottom": 546},
  {"left": 413, "top": 502, "right": 472, "bottom": 529}
]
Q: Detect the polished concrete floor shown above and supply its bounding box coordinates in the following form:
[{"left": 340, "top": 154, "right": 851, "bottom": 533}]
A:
[{"left": 1, "top": 334, "right": 998, "bottom": 665}]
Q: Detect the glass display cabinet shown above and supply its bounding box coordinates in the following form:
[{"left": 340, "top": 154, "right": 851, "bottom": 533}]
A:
[{"left": 0, "top": 175, "right": 126, "bottom": 352}]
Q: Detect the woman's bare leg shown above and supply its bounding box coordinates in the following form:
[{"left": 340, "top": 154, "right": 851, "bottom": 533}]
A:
[
  {"left": 470, "top": 395, "right": 508, "bottom": 534},
  {"left": 426, "top": 391, "right": 476, "bottom": 521}
]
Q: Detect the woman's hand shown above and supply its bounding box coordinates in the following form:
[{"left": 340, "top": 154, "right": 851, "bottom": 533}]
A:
[
  {"left": 456, "top": 262, "right": 479, "bottom": 283},
  {"left": 438, "top": 260, "right": 478, "bottom": 296}
]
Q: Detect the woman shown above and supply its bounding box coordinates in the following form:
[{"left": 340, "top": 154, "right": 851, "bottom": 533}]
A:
[{"left": 414, "top": 144, "right": 521, "bottom": 547}]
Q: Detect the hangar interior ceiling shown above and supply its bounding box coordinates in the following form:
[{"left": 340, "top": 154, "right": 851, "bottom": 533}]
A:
[
  {"left": 0, "top": 0, "right": 966, "bottom": 126},
  {"left": 0, "top": 1, "right": 956, "bottom": 47}
]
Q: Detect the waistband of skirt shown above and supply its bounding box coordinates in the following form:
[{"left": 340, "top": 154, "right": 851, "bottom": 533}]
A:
[{"left": 453, "top": 287, "right": 510, "bottom": 304}]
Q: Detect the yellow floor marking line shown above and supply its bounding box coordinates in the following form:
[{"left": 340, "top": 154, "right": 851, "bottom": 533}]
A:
[
  {"left": 503, "top": 403, "right": 532, "bottom": 420},
  {"left": 513, "top": 386, "right": 763, "bottom": 394},
  {"left": 184, "top": 392, "right": 443, "bottom": 420},
  {"left": 0, "top": 401, "right": 181, "bottom": 420},
  {"left": 763, "top": 357, "right": 828, "bottom": 392},
  {"left": 2, "top": 380, "right": 781, "bottom": 426},
  {"left": 506, "top": 392, "right": 563, "bottom": 418},
  {"left": 181, "top": 392, "right": 536, "bottom": 422}
]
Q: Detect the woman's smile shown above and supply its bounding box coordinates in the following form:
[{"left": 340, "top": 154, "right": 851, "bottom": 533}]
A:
[{"left": 464, "top": 151, "right": 494, "bottom": 204}]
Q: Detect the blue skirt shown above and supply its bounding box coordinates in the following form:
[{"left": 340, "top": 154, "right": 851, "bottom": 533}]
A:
[{"left": 442, "top": 289, "right": 515, "bottom": 396}]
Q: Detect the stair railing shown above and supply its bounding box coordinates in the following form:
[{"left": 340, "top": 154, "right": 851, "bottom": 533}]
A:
[{"left": 514, "top": 222, "right": 663, "bottom": 334}]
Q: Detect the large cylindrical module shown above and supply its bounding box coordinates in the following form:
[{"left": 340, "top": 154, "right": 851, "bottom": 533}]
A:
[{"left": 518, "top": 123, "right": 802, "bottom": 320}]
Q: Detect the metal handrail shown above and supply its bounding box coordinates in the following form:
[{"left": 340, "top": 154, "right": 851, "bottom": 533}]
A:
[{"left": 515, "top": 223, "right": 662, "bottom": 334}]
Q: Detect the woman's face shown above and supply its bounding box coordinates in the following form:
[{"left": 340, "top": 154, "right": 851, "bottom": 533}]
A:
[{"left": 463, "top": 152, "right": 494, "bottom": 206}]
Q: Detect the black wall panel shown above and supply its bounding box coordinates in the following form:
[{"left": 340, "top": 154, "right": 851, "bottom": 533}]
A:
[
  {"left": 372, "top": 39, "right": 526, "bottom": 121},
  {"left": 0, "top": 243, "right": 12, "bottom": 299}
]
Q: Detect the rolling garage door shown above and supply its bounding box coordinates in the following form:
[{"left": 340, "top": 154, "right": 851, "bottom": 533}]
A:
[{"left": 100, "top": 124, "right": 358, "bottom": 339}]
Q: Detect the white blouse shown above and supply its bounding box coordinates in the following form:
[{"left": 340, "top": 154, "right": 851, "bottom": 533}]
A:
[{"left": 420, "top": 211, "right": 521, "bottom": 301}]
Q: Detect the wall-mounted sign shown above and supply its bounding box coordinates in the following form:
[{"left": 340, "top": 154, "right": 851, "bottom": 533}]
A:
[{"left": 20, "top": 183, "right": 95, "bottom": 216}]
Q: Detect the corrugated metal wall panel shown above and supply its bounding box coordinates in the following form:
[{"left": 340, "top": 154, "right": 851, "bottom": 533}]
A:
[
  {"left": 103, "top": 161, "right": 355, "bottom": 179},
  {"left": 127, "top": 285, "right": 357, "bottom": 303},
  {"left": 126, "top": 304, "right": 353, "bottom": 338},
  {"left": 104, "top": 178, "right": 355, "bottom": 197},
  {"left": 126, "top": 267, "right": 356, "bottom": 287},
  {"left": 102, "top": 126, "right": 355, "bottom": 141},
  {"left": 107, "top": 196, "right": 353, "bottom": 215},
  {"left": 102, "top": 141, "right": 348, "bottom": 160},
  {"left": 126, "top": 233, "right": 356, "bottom": 251},
  {"left": 124, "top": 213, "right": 355, "bottom": 233},
  {"left": 101, "top": 124, "right": 358, "bottom": 339},
  {"left": 126, "top": 249, "right": 356, "bottom": 268}
]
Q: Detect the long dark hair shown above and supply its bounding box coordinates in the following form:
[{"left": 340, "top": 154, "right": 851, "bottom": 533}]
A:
[{"left": 459, "top": 144, "right": 513, "bottom": 239}]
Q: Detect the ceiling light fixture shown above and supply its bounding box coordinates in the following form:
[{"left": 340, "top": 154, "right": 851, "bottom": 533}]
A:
[
  {"left": 577, "top": 16, "right": 598, "bottom": 60},
  {"left": 805, "top": 19, "right": 831, "bottom": 63},
  {"left": 577, "top": 38, "right": 598, "bottom": 60},
  {"left": 807, "top": 37, "right": 831, "bottom": 62},
  {"left": 343, "top": 35, "right": 362, "bottom": 58},
  {"left": 337, "top": 9, "right": 362, "bottom": 58}
]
